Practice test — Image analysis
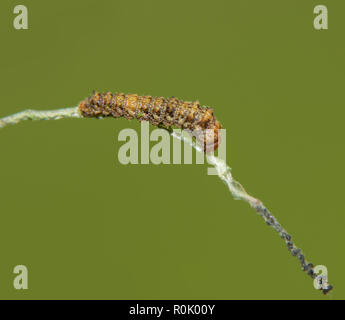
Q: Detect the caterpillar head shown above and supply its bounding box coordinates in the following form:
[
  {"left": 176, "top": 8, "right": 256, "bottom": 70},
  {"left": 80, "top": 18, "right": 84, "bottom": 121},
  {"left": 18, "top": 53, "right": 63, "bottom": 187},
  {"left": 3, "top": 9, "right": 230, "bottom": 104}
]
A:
[
  {"left": 204, "top": 121, "right": 222, "bottom": 153},
  {"left": 193, "top": 120, "right": 222, "bottom": 153}
]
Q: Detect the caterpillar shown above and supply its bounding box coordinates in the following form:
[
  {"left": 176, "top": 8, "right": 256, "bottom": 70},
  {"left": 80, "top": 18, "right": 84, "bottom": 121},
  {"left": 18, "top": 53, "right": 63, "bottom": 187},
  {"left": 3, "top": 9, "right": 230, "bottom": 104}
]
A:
[{"left": 78, "top": 92, "right": 222, "bottom": 151}]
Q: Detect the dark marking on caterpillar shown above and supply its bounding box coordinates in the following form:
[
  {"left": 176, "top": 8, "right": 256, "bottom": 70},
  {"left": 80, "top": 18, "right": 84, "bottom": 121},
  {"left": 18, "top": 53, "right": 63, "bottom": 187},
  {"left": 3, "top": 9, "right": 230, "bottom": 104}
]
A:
[{"left": 78, "top": 92, "right": 222, "bottom": 151}]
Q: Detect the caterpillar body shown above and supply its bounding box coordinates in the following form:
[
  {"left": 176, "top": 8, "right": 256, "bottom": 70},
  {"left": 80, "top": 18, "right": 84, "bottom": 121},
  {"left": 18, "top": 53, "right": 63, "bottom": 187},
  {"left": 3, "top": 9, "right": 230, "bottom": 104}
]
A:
[{"left": 78, "top": 92, "right": 222, "bottom": 151}]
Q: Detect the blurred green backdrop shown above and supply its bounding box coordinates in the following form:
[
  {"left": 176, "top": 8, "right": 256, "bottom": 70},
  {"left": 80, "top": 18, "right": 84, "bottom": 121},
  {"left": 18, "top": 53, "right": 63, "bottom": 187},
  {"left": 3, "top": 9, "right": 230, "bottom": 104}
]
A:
[{"left": 0, "top": 0, "right": 344, "bottom": 299}]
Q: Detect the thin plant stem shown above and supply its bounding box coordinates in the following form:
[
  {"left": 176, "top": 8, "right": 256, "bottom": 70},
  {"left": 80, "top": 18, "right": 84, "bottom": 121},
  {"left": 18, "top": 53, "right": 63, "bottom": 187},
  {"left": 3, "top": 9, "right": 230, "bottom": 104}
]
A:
[
  {"left": 170, "top": 132, "right": 333, "bottom": 295},
  {"left": 0, "top": 107, "right": 333, "bottom": 294},
  {"left": 0, "top": 107, "right": 81, "bottom": 129}
]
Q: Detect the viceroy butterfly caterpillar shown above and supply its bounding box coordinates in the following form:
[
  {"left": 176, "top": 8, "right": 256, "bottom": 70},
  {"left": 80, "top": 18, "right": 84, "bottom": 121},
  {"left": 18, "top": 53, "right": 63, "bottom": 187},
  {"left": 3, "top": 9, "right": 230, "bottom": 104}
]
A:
[{"left": 78, "top": 92, "right": 222, "bottom": 152}]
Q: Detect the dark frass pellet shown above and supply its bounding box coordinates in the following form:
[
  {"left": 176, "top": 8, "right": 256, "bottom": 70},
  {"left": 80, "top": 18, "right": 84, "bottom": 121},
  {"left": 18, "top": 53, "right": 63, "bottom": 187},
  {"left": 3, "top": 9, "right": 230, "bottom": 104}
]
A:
[{"left": 291, "top": 248, "right": 301, "bottom": 256}]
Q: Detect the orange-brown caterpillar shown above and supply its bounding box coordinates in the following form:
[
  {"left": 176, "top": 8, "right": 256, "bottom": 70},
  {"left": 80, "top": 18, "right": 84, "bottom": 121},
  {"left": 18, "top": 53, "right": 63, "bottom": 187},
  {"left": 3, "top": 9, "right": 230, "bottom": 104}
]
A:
[{"left": 78, "top": 92, "right": 222, "bottom": 151}]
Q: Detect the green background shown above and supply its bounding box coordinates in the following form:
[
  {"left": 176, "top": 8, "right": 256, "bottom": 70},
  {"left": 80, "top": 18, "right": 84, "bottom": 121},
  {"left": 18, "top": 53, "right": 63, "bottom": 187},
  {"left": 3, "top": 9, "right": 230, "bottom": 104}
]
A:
[{"left": 0, "top": 0, "right": 344, "bottom": 300}]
